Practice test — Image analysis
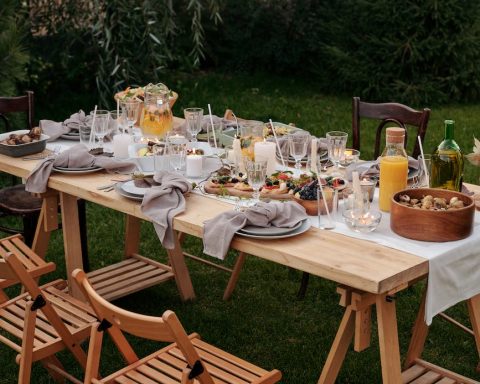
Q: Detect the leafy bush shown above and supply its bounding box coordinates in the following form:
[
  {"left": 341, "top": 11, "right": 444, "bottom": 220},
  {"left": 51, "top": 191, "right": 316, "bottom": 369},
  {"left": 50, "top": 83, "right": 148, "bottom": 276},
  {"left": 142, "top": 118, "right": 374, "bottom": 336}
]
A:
[
  {"left": 25, "top": 0, "right": 221, "bottom": 108},
  {"left": 0, "top": 0, "right": 29, "bottom": 96}
]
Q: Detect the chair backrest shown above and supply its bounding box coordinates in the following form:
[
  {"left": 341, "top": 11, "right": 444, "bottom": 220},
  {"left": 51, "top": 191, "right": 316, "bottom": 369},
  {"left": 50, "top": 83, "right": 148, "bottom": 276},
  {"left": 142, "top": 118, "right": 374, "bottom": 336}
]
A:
[
  {"left": 73, "top": 269, "right": 215, "bottom": 383},
  {"left": 0, "top": 91, "right": 34, "bottom": 132},
  {"left": 352, "top": 97, "right": 431, "bottom": 159}
]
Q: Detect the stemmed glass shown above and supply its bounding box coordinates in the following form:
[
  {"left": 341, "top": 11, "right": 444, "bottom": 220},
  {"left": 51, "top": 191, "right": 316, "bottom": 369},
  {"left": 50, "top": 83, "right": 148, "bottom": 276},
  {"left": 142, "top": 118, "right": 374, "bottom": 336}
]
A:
[
  {"left": 120, "top": 100, "right": 141, "bottom": 134},
  {"left": 244, "top": 158, "right": 267, "bottom": 205},
  {"left": 288, "top": 132, "right": 310, "bottom": 170},
  {"left": 92, "top": 110, "right": 110, "bottom": 148},
  {"left": 326, "top": 131, "right": 348, "bottom": 174},
  {"left": 184, "top": 108, "right": 203, "bottom": 146}
]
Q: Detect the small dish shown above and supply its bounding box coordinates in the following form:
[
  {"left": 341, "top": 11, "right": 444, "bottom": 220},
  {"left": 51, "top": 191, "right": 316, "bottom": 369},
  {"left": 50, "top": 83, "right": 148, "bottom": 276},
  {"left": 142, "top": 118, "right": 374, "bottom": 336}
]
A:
[
  {"left": 343, "top": 209, "right": 382, "bottom": 233},
  {"left": 0, "top": 130, "right": 49, "bottom": 157}
]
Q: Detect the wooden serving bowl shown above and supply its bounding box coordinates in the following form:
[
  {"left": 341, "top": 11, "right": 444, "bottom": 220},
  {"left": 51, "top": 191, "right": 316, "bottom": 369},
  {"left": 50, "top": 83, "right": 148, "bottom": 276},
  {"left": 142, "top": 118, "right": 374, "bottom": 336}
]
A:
[
  {"left": 390, "top": 188, "right": 475, "bottom": 242},
  {"left": 293, "top": 188, "right": 334, "bottom": 216}
]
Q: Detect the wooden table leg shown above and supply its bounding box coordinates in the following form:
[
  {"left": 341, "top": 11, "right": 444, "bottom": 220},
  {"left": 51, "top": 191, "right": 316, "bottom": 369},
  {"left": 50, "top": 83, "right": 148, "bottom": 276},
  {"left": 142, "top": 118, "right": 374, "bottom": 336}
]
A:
[
  {"left": 166, "top": 231, "right": 195, "bottom": 301},
  {"left": 376, "top": 294, "right": 402, "bottom": 384},
  {"left": 32, "top": 192, "right": 58, "bottom": 259},
  {"left": 60, "top": 192, "right": 84, "bottom": 299},
  {"left": 318, "top": 305, "right": 355, "bottom": 384},
  {"left": 404, "top": 289, "right": 428, "bottom": 369},
  {"left": 467, "top": 293, "right": 480, "bottom": 372},
  {"left": 124, "top": 215, "right": 141, "bottom": 258}
]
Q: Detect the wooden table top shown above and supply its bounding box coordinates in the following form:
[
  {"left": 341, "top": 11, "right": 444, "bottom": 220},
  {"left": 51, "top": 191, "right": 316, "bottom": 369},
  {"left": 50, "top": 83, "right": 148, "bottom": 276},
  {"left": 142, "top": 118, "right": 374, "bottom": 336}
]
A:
[{"left": 0, "top": 143, "right": 439, "bottom": 296}]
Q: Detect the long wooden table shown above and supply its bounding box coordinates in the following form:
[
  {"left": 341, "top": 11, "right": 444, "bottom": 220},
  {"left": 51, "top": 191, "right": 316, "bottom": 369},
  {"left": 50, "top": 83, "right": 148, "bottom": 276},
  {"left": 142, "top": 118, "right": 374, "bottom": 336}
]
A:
[{"left": 1, "top": 142, "right": 479, "bottom": 383}]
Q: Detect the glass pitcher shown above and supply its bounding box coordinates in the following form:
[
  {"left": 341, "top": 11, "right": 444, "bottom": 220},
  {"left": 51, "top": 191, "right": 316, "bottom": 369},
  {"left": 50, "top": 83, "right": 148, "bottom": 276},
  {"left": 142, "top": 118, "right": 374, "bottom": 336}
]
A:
[{"left": 140, "top": 83, "right": 173, "bottom": 139}]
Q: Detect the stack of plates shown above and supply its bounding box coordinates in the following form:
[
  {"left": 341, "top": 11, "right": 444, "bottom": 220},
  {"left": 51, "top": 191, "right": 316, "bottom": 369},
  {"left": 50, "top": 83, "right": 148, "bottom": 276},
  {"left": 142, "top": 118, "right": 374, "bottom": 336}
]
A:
[
  {"left": 60, "top": 122, "right": 81, "bottom": 140},
  {"left": 114, "top": 180, "right": 147, "bottom": 201},
  {"left": 236, "top": 219, "right": 311, "bottom": 239},
  {"left": 53, "top": 165, "right": 102, "bottom": 174}
]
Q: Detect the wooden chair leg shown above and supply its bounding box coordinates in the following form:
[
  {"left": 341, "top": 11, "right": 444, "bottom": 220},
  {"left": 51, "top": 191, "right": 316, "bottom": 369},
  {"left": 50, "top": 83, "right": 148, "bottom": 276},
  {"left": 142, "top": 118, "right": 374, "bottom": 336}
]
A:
[
  {"left": 18, "top": 301, "right": 37, "bottom": 384},
  {"left": 40, "top": 355, "right": 67, "bottom": 384},
  {"left": 223, "top": 252, "right": 246, "bottom": 300},
  {"left": 297, "top": 272, "right": 310, "bottom": 299},
  {"left": 77, "top": 199, "right": 90, "bottom": 272}
]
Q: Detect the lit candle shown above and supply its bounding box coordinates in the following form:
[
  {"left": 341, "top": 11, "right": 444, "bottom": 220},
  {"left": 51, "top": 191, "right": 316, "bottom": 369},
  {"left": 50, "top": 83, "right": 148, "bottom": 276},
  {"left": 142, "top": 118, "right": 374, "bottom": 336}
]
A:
[
  {"left": 113, "top": 133, "right": 132, "bottom": 159},
  {"left": 310, "top": 138, "right": 318, "bottom": 172},
  {"left": 186, "top": 150, "right": 203, "bottom": 177},
  {"left": 254, "top": 140, "right": 276, "bottom": 176},
  {"left": 352, "top": 171, "right": 364, "bottom": 209},
  {"left": 169, "top": 134, "right": 186, "bottom": 145},
  {"left": 232, "top": 136, "right": 244, "bottom": 173},
  {"left": 360, "top": 177, "right": 376, "bottom": 202}
]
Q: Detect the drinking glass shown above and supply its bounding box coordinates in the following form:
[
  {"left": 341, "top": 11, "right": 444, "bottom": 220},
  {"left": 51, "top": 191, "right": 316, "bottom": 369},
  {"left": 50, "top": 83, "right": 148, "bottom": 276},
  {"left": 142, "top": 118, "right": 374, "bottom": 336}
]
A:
[
  {"left": 168, "top": 143, "right": 186, "bottom": 174},
  {"left": 184, "top": 108, "right": 203, "bottom": 145},
  {"left": 92, "top": 110, "right": 110, "bottom": 148},
  {"left": 207, "top": 121, "right": 223, "bottom": 149},
  {"left": 288, "top": 133, "right": 310, "bottom": 170},
  {"left": 415, "top": 154, "right": 431, "bottom": 188},
  {"left": 326, "top": 131, "right": 348, "bottom": 174},
  {"left": 244, "top": 158, "right": 267, "bottom": 204},
  {"left": 79, "top": 121, "right": 95, "bottom": 150},
  {"left": 121, "top": 100, "right": 141, "bottom": 134}
]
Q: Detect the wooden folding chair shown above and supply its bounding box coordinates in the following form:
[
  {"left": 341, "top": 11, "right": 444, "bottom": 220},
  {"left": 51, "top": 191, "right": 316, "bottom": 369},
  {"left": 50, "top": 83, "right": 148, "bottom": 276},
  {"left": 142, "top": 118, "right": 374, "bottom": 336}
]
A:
[
  {"left": 73, "top": 268, "right": 282, "bottom": 384},
  {"left": 0, "top": 246, "right": 97, "bottom": 383},
  {"left": 0, "top": 234, "right": 56, "bottom": 303}
]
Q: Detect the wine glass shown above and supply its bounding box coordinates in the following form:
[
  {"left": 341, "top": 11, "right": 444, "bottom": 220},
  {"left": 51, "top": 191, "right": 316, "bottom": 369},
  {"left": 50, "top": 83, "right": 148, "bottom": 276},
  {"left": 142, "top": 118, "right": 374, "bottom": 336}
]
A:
[
  {"left": 326, "top": 131, "right": 348, "bottom": 174},
  {"left": 288, "top": 132, "right": 310, "bottom": 170},
  {"left": 184, "top": 108, "right": 203, "bottom": 146},
  {"left": 244, "top": 158, "right": 267, "bottom": 205},
  {"left": 92, "top": 110, "right": 110, "bottom": 148},
  {"left": 120, "top": 100, "right": 141, "bottom": 134}
]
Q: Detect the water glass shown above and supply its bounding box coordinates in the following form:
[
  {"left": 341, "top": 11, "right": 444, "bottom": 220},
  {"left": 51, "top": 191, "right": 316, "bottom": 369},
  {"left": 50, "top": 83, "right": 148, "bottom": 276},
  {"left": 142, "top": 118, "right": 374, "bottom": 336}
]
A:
[
  {"left": 121, "top": 100, "right": 141, "bottom": 134},
  {"left": 317, "top": 187, "right": 336, "bottom": 230},
  {"left": 416, "top": 154, "right": 431, "bottom": 188},
  {"left": 91, "top": 110, "right": 110, "bottom": 148},
  {"left": 288, "top": 133, "right": 310, "bottom": 170},
  {"left": 168, "top": 143, "right": 186, "bottom": 174},
  {"left": 244, "top": 158, "right": 267, "bottom": 204},
  {"left": 153, "top": 143, "right": 169, "bottom": 172},
  {"left": 184, "top": 108, "right": 204, "bottom": 144},
  {"left": 326, "top": 131, "right": 348, "bottom": 174},
  {"left": 79, "top": 122, "right": 95, "bottom": 149}
]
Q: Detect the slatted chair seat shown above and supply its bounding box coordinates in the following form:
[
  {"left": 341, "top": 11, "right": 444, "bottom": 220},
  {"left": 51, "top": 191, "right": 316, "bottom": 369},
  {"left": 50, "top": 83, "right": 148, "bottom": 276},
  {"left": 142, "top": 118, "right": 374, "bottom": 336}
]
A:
[
  {"left": 402, "top": 359, "right": 479, "bottom": 384},
  {"left": 86, "top": 253, "right": 174, "bottom": 301},
  {"left": 0, "top": 234, "right": 56, "bottom": 302},
  {"left": 0, "top": 279, "right": 96, "bottom": 360},
  {"left": 73, "top": 269, "right": 282, "bottom": 384}
]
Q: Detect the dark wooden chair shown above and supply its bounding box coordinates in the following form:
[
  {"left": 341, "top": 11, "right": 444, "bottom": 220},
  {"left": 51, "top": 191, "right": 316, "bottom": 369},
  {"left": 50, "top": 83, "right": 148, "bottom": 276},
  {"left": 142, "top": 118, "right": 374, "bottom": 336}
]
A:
[
  {"left": 0, "top": 92, "right": 90, "bottom": 271},
  {"left": 297, "top": 97, "right": 431, "bottom": 300},
  {"left": 352, "top": 97, "right": 431, "bottom": 159}
]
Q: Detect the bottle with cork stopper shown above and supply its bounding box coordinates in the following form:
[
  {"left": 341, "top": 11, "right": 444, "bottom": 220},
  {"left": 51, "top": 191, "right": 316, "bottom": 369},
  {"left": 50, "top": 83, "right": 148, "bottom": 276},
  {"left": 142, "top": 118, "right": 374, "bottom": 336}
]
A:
[{"left": 378, "top": 127, "right": 408, "bottom": 212}]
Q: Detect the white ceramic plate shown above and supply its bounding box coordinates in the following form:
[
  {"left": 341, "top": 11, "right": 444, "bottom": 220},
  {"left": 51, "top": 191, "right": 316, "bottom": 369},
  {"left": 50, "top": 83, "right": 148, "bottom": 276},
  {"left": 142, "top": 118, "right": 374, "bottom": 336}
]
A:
[
  {"left": 53, "top": 166, "right": 102, "bottom": 174},
  {"left": 121, "top": 180, "right": 148, "bottom": 196},
  {"left": 236, "top": 219, "right": 311, "bottom": 239},
  {"left": 60, "top": 133, "right": 80, "bottom": 141},
  {"left": 114, "top": 182, "right": 143, "bottom": 201},
  {"left": 239, "top": 220, "right": 303, "bottom": 236}
]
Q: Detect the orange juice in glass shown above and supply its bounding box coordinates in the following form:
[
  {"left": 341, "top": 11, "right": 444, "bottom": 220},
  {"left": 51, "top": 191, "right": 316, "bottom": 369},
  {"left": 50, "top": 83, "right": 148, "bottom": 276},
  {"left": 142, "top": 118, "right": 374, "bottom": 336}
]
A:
[{"left": 378, "top": 127, "right": 408, "bottom": 212}]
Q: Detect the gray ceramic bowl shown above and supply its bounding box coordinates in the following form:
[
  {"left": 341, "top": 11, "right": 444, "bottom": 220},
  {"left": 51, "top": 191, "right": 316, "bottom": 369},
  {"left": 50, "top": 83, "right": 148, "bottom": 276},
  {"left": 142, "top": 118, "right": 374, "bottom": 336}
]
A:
[{"left": 0, "top": 130, "right": 50, "bottom": 157}]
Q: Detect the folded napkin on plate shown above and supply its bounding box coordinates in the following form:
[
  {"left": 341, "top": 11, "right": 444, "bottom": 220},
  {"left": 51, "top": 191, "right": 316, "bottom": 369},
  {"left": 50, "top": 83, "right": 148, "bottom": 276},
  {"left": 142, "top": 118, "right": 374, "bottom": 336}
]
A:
[
  {"left": 275, "top": 134, "right": 328, "bottom": 159},
  {"left": 345, "top": 156, "right": 419, "bottom": 181},
  {"left": 25, "top": 143, "right": 137, "bottom": 193},
  {"left": 40, "top": 110, "right": 87, "bottom": 141},
  {"left": 203, "top": 201, "right": 308, "bottom": 260},
  {"left": 141, "top": 171, "right": 192, "bottom": 249}
]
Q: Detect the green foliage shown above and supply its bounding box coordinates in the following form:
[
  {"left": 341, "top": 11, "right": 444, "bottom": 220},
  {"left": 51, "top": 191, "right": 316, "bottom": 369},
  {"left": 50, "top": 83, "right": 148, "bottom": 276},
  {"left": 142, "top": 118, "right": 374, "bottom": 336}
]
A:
[
  {"left": 26, "top": 0, "right": 221, "bottom": 109},
  {"left": 0, "top": 0, "right": 29, "bottom": 96}
]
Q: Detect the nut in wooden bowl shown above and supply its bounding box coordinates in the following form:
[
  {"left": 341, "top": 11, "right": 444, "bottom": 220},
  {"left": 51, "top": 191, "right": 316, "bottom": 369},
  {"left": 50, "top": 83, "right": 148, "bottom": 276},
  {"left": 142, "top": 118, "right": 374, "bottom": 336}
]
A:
[{"left": 390, "top": 188, "right": 475, "bottom": 242}]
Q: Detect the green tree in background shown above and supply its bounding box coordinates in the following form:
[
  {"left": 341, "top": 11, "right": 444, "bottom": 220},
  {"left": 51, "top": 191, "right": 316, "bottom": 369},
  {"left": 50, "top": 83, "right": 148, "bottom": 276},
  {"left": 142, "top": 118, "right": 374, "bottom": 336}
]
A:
[{"left": 0, "top": 0, "right": 29, "bottom": 96}]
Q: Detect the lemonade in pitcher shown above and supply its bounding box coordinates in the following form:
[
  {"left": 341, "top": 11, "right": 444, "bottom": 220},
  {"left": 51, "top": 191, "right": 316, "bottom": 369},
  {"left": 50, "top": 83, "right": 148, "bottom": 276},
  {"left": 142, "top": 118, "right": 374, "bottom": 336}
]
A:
[{"left": 140, "top": 83, "right": 173, "bottom": 139}]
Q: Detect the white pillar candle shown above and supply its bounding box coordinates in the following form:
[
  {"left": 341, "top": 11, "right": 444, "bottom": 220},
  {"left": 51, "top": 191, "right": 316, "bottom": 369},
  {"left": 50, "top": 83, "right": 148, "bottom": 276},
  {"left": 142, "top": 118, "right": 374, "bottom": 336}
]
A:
[
  {"left": 232, "top": 137, "right": 244, "bottom": 173},
  {"left": 186, "top": 154, "right": 203, "bottom": 177},
  {"left": 310, "top": 138, "right": 318, "bottom": 172},
  {"left": 113, "top": 133, "right": 132, "bottom": 159},
  {"left": 169, "top": 134, "right": 186, "bottom": 145},
  {"left": 254, "top": 140, "right": 276, "bottom": 176}
]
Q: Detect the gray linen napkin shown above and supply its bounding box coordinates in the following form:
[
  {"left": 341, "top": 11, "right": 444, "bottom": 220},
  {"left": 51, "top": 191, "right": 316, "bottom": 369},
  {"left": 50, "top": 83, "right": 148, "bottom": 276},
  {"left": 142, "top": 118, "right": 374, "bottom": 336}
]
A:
[
  {"left": 203, "top": 201, "right": 308, "bottom": 260},
  {"left": 25, "top": 143, "right": 137, "bottom": 193},
  {"left": 141, "top": 171, "right": 192, "bottom": 249},
  {"left": 40, "top": 110, "right": 87, "bottom": 141}
]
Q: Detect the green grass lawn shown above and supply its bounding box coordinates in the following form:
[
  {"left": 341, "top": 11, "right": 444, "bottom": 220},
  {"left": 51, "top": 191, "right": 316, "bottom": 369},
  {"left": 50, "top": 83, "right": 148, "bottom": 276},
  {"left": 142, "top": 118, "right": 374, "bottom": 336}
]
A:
[{"left": 1, "top": 71, "right": 479, "bottom": 383}]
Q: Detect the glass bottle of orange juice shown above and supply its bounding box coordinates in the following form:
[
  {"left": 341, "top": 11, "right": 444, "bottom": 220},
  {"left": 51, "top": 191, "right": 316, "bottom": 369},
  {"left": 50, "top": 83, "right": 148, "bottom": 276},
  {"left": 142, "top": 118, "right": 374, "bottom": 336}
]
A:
[{"left": 379, "top": 127, "right": 408, "bottom": 212}]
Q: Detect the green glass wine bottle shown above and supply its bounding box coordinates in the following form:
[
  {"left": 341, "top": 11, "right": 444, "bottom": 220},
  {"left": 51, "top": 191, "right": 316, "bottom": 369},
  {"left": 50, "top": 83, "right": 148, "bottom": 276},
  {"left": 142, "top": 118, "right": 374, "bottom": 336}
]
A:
[{"left": 430, "top": 120, "right": 464, "bottom": 191}]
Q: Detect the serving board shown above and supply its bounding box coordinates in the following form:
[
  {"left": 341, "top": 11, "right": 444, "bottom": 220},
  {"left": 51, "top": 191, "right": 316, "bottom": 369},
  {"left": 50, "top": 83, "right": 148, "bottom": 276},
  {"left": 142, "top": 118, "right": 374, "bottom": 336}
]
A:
[{"left": 203, "top": 180, "right": 292, "bottom": 200}]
